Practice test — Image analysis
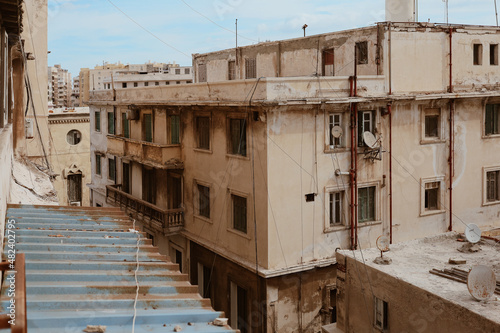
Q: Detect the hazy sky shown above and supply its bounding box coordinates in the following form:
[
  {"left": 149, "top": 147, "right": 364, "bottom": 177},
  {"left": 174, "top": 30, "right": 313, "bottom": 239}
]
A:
[{"left": 47, "top": 0, "right": 499, "bottom": 76}]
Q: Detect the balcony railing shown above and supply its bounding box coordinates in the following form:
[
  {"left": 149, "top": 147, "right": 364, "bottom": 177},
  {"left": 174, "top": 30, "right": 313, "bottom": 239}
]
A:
[
  {"left": 106, "top": 184, "right": 184, "bottom": 235},
  {"left": 107, "top": 135, "right": 183, "bottom": 169}
]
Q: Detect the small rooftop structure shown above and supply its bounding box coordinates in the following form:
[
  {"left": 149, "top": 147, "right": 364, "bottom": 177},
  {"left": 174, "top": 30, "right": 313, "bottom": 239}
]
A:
[{"left": 336, "top": 232, "right": 500, "bottom": 332}]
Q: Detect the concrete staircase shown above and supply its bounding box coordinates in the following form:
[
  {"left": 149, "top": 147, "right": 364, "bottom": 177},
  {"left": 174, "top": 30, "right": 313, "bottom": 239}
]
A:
[{"left": 1, "top": 204, "right": 235, "bottom": 333}]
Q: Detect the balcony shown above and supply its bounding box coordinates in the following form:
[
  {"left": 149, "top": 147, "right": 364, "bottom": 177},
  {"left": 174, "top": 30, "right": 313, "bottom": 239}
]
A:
[
  {"left": 107, "top": 135, "right": 183, "bottom": 169},
  {"left": 106, "top": 185, "right": 184, "bottom": 235}
]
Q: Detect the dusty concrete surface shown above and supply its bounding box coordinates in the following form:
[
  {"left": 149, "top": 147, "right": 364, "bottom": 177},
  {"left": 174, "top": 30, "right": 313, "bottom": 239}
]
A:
[{"left": 10, "top": 158, "right": 58, "bottom": 205}]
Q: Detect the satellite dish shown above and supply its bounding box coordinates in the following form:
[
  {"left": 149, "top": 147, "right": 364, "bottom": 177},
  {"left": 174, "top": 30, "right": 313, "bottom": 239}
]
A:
[
  {"left": 376, "top": 235, "right": 390, "bottom": 252},
  {"left": 363, "top": 131, "right": 379, "bottom": 149},
  {"left": 465, "top": 224, "right": 482, "bottom": 244},
  {"left": 467, "top": 265, "right": 496, "bottom": 301},
  {"left": 331, "top": 126, "right": 343, "bottom": 139}
]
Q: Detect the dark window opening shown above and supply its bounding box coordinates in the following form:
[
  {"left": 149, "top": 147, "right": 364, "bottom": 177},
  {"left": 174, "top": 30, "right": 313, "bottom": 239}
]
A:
[
  {"left": 322, "top": 48, "right": 334, "bottom": 76},
  {"left": 167, "top": 173, "right": 182, "bottom": 209},
  {"left": 108, "top": 157, "right": 116, "bottom": 182},
  {"left": 122, "top": 163, "right": 130, "bottom": 194},
  {"left": 198, "top": 184, "right": 210, "bottom": 219},
  {"left": 122, "top": 112, "right": 130, "bottom": 138},
  {"left": 95, "top": 111, "right": 101, "bottom": 132},
  {"left": 245, "top": 58, "right": 256, "bottom": 79},
  {"left": 305, "top": 193, "right": 315, "bottom": 202},
  {"left": 425, "top": 182, "right": 440, "bottom": 211},
  {"left": 474, "top": 44, "right": 483, "bottom": 65},
  {"left": 142, "top": 167, "right": 156, "bottom": 205},
  {"left": 425, "top": 114, "right": 439, "bottom": 138},
  {"left": 491, "top": 44, "right": 498, "bottom": 65},
  {"left": 485, "top": 104, "right": 500, "bottom": 135},
  {"left": 170, "top": 115, "right": 180, "bottom": 144},
  {"left": 329, "top": 192, "right": 343, "bottom": 226},
  {"left": 175, "top": 249, "right": 182, "bottom": 272},
  {"left": 486, "top": 170, "right": 500, "bottom": 202},
  {"left": 68, "top": 174, "right": 82, "bottom": 204},
  {"left": 229, "top": 118, "right": 247, "bottom": 156},
  {"left": 95, "top": 154, "right": 102, "bottom": 175},
  {"left": 143, "top": 113, "right": 153, "bottom": 142},
  {"left": 108, "top": 111, "right": 115, "bottom": 135},
  {"left": 358, "top": 186, "right": 376, "bottom": 222},
  {"left": 196, "top": 116, "right": 210, "bottom": 149},
  {"left": 67, "top": 130, "right": 81, "bottom": 145},
  {"left": 356, "top": 41, "right": 368, "bottom": 65},
  {"left": 232, "top": 194, "right": 247, "bottom": 233}
]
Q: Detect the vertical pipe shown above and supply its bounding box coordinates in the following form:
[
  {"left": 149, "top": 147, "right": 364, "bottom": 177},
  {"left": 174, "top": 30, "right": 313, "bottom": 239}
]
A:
[
  {"left": 449, "top": 28, "right": 453, "bottom": 93},
  {"left": 388, "top": 104, "right": 393, "bottom": 244},
  {"left": 449, "top": 100, "right": 454, "bottom": 231},
  {"left": 354, "top": 104, "right": 358, "bottom": 249},
  {"left": 350, "top": 104, "right": 355, "bottom": 250},
  {"left": 388, "top": 22, "right": 392, "bottom": 95}
]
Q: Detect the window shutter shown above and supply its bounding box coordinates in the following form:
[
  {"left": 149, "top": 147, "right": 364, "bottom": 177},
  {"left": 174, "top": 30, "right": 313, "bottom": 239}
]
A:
[
  {"left": 171, "top": 115, "right": 180, "bottom": 144},
  {"left": 486, "top": 105, "right": 493, "bottom": 135}
]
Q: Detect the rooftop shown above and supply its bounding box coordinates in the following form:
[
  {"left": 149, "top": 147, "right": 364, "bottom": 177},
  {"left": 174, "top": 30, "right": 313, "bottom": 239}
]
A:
[{"left": 341, "top": 232, "right": 500, "bottom": 325}]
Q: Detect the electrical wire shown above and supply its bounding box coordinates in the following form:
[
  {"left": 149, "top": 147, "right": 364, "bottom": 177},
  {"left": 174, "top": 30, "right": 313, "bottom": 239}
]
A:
[
  {"left": 131, "top": 219, "right": 140, "bottom": 333},
  {"left": 178, "top": 0, "right": 258, "bottom": 43},
  {"left": 106, "top": 0, "right": 191, "bottom": 59}
]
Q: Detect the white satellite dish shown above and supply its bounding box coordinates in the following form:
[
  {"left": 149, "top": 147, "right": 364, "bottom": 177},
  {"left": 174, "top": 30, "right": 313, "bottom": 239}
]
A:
[
  {"left": 331, "top": 126, "right": 343, "bottom": 139},
  {"left": 467, "top": 265, "right": 496, "bottom": 301},
  {"left": 363, "top": 131, "right": 379, "bottom": 149},
  {"left": 465, "top": 224, "right": 482, "bottom": 244},
  {"left": 376, "top": 235, "right": 390, "bottom": 253}
]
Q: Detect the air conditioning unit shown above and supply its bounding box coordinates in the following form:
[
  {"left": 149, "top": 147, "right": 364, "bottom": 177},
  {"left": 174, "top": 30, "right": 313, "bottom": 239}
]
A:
[{"left": 126, "top": 108, "right": 139, "bottom": 120}]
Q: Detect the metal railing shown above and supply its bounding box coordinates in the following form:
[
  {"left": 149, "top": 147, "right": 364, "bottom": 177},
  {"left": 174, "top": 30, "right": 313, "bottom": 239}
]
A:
[
  {"left": 106, "top": 185, "right": 184, "bottom": 231},
  {"left": 0, "top": 253, "right": 27, "bottom": 333}
]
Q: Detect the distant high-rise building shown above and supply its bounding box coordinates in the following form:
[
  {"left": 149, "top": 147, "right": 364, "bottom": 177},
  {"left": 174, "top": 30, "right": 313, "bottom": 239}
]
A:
[{"left": 48, "top": 65, "right": 72, "bottom": 108}]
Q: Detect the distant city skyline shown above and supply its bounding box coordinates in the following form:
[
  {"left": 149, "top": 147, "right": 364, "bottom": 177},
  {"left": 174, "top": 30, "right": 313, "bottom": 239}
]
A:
[{"left": 48, "top": 0, "right": 499, "bottom": 76}]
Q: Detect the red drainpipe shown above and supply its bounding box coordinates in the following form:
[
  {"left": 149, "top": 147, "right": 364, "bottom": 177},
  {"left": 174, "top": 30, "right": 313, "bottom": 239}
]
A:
[
  {"left": 448, "top": 27, "right": 454, "bottom": 232},
  {"left": 349, "top": 75, "right": 355, "bottom": 250},
  {"left": 388, "top": 104, "right": 393, "bottom": 244},
  {"left": 353, "top": 46, "right": 359, "bottom": 249}
]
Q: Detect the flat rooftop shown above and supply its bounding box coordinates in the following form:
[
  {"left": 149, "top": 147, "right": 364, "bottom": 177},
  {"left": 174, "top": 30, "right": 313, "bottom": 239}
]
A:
[{"left": 341, "top": 232, "right": 500, "bottom": 324}]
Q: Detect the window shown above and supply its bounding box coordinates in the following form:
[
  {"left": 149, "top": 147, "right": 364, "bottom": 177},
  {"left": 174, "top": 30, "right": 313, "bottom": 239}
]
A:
[
  {"left": 174, "top": 249, "right": 183, "bottom": 273},
  {"left": 185, "top": 68, "right": 190, "bottom": 75},
  {"left": 328, "top": 113, "right": 343, "bottom": 148},
  {"left": 170, "top": 115, "right": 180, "bottom": 144},
  {"left": 166, "top": 81, "right": 170, "bottom": 85},
  {"left": 485, "top": 104, "right": 500, "bottom": 135},
  {"left": 198, "top": 64, "right": 207, "bottom": 83},
  {"left": 134, "top": 82, "right": 138, "bottom": 87},
  {"left": 175, "top": 68, "right": 181, "bottom": 75},
  {"left": 486, "top": 170, "right": 500, "bottom": 202},
  {"left": 197, "top": 184, "right": 210, "bottom": 219},
  {"left": 322, "top": 48, "right": 334, "bottom": 76},
  {"left": 146, "top": 233, "right": 155, "bottom": 246},
  {"left": 229, "top": 118, "right": 247, "bottom": 156},
  {"left": 66, "top": 130, "right": 81, "bottom": 145},
  {"left": 143, "top": 113, "right": 153, "bottom": 142},
  {"left": 374, "top": 297, "right": 388, "bottom": 331},
  {"left": 108, "top": 111, "right": 115, "bottom": 135},
  {"left": 197, "top": 263, "right": 212, "bottom": 299},
  {"left": 95, "top": 154, "right": 102, "bottom": 176},
  {"left": 423, "top": 108, "right": 441, "bottom": 140},
  {"left": 245, "top": 58, "right": 256, "bottom": 79},
  {"left": 122, "top": 82, "right": 127, "bottom": 88},
  {"left": 358, "top": 110, "right": 375, "bottom": 147},
  {"left": 122, "top": 112, "right": 130, "bottom": 138},
  {"left": 167, "top": 173, "right": 183, "bottom": 209},
  {"left": 228, "top": 60, "right": 236, "bottom": 80},
  {"left": 356, "top": 41, "right": 368, "bottom": 65},
  {"left": 144, "top": 82, "right": 149, "bottom": 87},
  {"left": 196, "top": 116, "right": 210, "bottom": 149},
  {"left": 474, "top": 43, "right": 483, "bottom": 65},
  {"left": 232, "top": 194, "right": 247, "bottom": 233},
  {"left": 491, "top": 44, "right": 498, "bottom": 65},
  {"left": 142, "top": 166, "right": 156, "bottom": 204},
  {"left": 358, "top": 186, "right": 376, "bottom": 222},
  {"left": 95, "top": 111, "right": 101, "bottom": 132},
  {"left": 329, "top": 191, "right": 344, "bottom": 226},
  {"left": 230, "top": 282, "right": 249, "bottom": 333},
  {"left": 122, "top": 163, "right": 131, "bottom": 194},
  {"left": 108, "top": 157, "right": 116, "bottom": 181},
  {"left": 176, "top": 81, "right": 181, "bottom": 85},
  {"left": 67, "top": 174, "right": 82, "bottom": 204},
  {"left": 424, "top": 181, "right": 440, "bottom": 211},
  {"left": 155, "top": 82, "right": 159, "bottom": 86}
]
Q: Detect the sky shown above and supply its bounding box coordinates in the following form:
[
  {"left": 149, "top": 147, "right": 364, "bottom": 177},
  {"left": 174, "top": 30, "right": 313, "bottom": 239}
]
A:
[{"left": 48, "top": 0, "right": 500, "bottom": 76}]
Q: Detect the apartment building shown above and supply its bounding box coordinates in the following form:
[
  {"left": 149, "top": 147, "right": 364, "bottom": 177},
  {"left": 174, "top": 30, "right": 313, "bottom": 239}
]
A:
[
  {"left": 48, "top": 64, "right": 72, "bottom": 108},
  {"left": 48, "top": 107, "right": 91, "bottom": 206},
  {"left": 0, "top": 0, "right": 48, "bottom": 228},
  {"left": 71, "top": 76, "right": 80, "bottom": 107},
  {"left": 78, "top": 62, "right": 193, "bottom": 106},
  {"left": 88, "top": 2, "right": 500, "bottom": 332}
]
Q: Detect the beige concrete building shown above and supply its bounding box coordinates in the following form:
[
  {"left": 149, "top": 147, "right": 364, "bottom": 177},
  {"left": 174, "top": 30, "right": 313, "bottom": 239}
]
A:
[
  {"left": 88, "top": 3, "right": 500, "bottom": 332},
  {"left": 334, "top": 232, "right": 500, "bottom": 333},
  {"left": 48, "top": 64, "right": 72, "bottom": 108},
  {"left": 0, "top": 0, "right": 51, "bottom": 226},
  {"left": 48, "top": 107, "right": 90, "bottom": 206},
  {"left": 71, "top": 76, "right": 80, "bottom": 107}
]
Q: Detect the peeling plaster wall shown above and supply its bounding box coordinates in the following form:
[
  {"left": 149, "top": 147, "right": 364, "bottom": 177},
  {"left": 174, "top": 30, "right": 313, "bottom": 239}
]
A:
[
  {"left": 194, "top": 26, "right": 381, "bottom": 83},
  {"left": 335, "top": 252, "right": 500, "bottom": 333}
]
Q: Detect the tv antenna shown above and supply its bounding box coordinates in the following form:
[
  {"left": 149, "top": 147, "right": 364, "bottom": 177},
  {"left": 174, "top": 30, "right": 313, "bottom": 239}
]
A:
[
  {"left": 374, "top": 235, "right": 392, "bottom": 265},
  {"left": 362, "top": 132, "right": 384, "bottom": 161},
  {"left": 465, "top": 223, "right": 482, "bottom": 244},
  {"left": 467, "top": 265, "right": 496, "bottom": 301},
  {"left": 442, "top": 0, "right": 449, "bottom": 24}
]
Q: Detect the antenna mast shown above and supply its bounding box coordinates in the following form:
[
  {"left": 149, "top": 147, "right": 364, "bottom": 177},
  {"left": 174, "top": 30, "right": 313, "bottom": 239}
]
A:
[
  {"left": 495, "top": 0, "right": 499, "bottom": 26},
  {"left": 443, "top": 0, "right": 449, "bottom": 24}
]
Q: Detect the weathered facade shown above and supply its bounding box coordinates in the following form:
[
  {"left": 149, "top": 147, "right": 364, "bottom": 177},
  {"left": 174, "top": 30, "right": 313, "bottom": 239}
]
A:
[
  {"left": 48, "top": 64, "right": 72, "bottom": 108},
  {"left": 48, "top": 107, "right": 91, "bottom": 206},
  {"left": 335, "top": 233, "right": 500, "bottom": 332},
  {"left": 89, "top": 20, "right": 500, "bottom": 332}
]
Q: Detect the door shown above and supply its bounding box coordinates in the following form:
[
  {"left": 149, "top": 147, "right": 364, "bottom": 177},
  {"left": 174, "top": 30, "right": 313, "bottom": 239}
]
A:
[{"left": 167, "top": 173, "right": 182, "bottom": 209}]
